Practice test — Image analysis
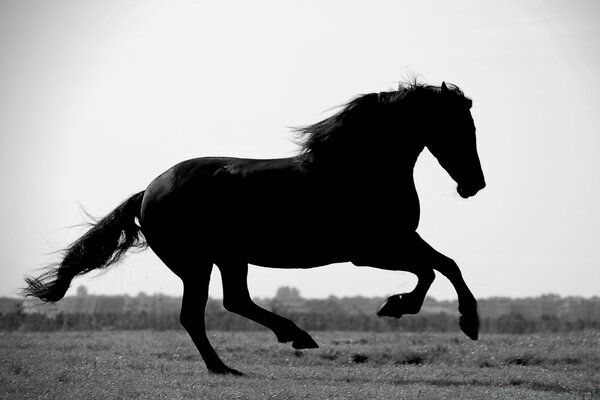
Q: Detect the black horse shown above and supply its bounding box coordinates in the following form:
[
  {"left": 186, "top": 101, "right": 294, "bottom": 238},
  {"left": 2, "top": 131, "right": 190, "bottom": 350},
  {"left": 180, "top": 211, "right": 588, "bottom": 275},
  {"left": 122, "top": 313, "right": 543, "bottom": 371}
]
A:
[{"left": 24, "top": 81, "right": 485, "bottom": 375}]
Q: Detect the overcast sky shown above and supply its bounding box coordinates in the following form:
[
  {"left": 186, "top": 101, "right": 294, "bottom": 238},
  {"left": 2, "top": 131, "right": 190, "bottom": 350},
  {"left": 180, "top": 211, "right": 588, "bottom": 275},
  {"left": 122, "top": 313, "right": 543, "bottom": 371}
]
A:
[{"left": 1, "top": 0, "right": 599, "bottom": 301}]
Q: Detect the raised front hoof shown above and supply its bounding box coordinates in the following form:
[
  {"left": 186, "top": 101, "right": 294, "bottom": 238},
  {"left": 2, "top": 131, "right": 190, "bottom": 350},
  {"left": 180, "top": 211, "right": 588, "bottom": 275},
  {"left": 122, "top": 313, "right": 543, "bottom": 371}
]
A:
[
  {"left": 459, "top": 312, "right": 480, "bottom": 341},
  {"left": 376, "top": 294, "right": 418, "bottom": 318},
  {"left": 292, "top": 331, "right": 319, "bottom": 350},
  {"left": 208, "top": 365, "right": 244, "bottom": 376}
]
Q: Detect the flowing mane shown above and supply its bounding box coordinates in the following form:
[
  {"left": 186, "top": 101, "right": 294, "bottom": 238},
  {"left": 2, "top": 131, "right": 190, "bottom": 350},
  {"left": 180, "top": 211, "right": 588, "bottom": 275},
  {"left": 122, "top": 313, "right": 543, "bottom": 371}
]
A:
[{"left": 295, "top": 80, "right": 471, "bottom": 161}]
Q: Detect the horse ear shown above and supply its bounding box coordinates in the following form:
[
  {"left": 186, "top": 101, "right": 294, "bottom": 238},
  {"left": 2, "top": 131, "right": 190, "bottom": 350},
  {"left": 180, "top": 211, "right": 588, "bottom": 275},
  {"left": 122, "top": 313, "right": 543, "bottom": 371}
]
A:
[{"left": 441, "top": 81, "right": 449, "bottom": 94}]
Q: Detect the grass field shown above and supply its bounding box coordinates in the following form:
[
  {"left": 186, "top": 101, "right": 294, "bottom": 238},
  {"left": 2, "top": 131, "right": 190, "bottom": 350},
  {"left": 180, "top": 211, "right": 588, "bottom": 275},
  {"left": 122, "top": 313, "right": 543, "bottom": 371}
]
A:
[{"left": 1, "top": 330, "right": 599, "bottom": 399}]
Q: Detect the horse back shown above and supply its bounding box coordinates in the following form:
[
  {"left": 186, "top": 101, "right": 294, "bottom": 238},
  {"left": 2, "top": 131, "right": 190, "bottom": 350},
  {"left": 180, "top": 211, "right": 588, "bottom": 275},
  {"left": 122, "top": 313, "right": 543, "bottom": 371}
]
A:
[{"left": 139, "top": 156, "right": 420, "bottom": 267}]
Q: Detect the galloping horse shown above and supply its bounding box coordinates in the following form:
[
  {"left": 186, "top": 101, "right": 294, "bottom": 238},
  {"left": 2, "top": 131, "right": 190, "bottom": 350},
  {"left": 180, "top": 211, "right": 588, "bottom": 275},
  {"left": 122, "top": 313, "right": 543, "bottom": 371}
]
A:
[{"left": 24, "top": 81, "right": 486, "bottom": 375}]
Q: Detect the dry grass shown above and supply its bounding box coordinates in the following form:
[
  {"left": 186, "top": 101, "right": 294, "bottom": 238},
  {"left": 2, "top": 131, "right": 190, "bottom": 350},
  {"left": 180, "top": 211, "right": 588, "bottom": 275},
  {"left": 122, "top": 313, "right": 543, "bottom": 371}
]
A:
[{"left": 1, "top": 330, "right": 599, "bottom": 399}]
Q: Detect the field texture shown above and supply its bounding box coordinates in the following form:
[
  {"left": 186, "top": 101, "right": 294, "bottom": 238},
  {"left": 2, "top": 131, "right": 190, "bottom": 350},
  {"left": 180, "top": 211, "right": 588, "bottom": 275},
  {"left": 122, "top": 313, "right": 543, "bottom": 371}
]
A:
[{"left": 1, "top": 330, "right": 599, "bottom": 399}]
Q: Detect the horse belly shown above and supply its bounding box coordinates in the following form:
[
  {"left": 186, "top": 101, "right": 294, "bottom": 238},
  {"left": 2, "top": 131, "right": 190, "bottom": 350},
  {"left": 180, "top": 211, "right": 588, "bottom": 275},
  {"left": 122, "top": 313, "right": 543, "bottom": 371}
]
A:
[
  {"left": 241, "top": 215, "right": 350, "bottom": 268},
  {"left": 246, "top": 239, "right": 348, "bottom": 269}
]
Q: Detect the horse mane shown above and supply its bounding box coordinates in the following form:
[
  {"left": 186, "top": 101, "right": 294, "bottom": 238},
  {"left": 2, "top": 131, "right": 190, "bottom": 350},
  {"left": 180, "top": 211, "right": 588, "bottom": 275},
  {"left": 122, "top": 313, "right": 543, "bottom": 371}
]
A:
[{"left": 294, "top": 80, "right": 470, "bottom": 162}]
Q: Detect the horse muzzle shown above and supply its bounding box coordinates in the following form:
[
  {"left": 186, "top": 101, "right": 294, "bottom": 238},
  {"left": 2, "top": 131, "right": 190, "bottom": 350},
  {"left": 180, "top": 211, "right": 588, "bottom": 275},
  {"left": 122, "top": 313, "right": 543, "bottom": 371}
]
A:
[{"left": 457, "top": 182, "right": 486, "bottom": 199}]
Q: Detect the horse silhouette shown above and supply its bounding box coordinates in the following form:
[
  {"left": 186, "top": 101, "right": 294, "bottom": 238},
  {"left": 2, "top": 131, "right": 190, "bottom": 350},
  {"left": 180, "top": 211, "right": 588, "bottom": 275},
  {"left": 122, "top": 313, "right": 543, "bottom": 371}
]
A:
[{"left": 24, "top": 81, "right": 485, "bottom": 375}]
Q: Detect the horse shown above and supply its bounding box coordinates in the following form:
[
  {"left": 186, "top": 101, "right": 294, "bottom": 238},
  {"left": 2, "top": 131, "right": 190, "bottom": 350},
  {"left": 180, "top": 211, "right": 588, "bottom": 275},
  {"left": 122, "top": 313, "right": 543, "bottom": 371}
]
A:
[{"left": 24, "top": 80, "right": 486, "bottom": 375}]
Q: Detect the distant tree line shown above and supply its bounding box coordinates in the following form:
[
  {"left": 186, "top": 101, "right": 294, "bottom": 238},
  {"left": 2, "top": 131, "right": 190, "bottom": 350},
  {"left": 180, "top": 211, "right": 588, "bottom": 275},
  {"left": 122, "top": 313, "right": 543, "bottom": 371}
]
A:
[
  {"left": 1, "top": 307, "right": 598, "bottom": 334},
  {"left": 1, "top": 286, "right": 599, "bottom": 333}
]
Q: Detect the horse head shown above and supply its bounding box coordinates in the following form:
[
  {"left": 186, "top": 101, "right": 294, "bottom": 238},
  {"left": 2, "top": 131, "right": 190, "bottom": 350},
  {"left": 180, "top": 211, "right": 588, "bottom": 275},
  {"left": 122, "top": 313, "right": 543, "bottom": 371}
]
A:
[{"left": 425, "top": 82, "right": 486, "bottom": 199}]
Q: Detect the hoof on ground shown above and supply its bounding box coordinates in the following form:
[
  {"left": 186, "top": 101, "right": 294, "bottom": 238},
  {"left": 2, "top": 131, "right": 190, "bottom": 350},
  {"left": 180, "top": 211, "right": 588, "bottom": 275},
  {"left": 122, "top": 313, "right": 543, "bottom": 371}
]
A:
[
  {"left": 459, "top": 312, "right": 480, "bottom": 341},
  {"left": 208, "top": 365, "right": 244, "bottom": 376},
  {"left": 292, "top": 331, "right": 319, "bottom": 349}
]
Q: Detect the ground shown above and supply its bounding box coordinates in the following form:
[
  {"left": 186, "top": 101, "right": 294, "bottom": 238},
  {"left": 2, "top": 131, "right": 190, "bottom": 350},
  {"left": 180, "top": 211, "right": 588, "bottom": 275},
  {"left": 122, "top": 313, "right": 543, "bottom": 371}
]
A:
[{"left": 1, "top": 330, "right": 598, "bottom": 399}]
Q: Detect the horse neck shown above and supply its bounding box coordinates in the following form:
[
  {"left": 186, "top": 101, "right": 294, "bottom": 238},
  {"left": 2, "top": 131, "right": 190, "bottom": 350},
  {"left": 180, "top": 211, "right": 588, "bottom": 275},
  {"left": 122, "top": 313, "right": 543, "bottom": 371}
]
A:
[
  {"left": 304, "top": 138, "right": 424, "bottom": 185},
  {"left": 300, "top": 115, "right": 427, "bottom": 181},
  {"left": 358, "top": 131, "right": 425, "bottom": 175}
]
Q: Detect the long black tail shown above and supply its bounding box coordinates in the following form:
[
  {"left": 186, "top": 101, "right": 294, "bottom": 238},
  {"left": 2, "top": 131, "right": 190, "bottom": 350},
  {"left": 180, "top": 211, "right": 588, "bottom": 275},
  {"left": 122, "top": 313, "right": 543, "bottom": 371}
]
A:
[{"left": 23, "top": 191, "right": 147, "bottom": 302}]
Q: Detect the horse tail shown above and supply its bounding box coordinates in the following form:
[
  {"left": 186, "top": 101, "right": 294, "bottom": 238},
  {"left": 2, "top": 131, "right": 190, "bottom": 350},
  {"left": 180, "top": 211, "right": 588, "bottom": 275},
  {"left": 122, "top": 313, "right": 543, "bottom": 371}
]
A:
[{"left": 23, "top": 191, "right": 147, "bottom": 303}]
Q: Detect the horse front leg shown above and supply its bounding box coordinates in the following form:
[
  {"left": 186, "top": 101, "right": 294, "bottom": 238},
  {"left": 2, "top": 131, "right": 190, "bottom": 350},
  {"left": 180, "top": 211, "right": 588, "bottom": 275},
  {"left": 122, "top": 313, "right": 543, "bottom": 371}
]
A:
[
  {"left": 352, "top": 239, "right": 436, "bottom": 319},
  {"left": 376, "top": 267, "right": 435, "bottom": 318},
  {"left": 412, "top": 234, "right": 479, "bottom": 340}
]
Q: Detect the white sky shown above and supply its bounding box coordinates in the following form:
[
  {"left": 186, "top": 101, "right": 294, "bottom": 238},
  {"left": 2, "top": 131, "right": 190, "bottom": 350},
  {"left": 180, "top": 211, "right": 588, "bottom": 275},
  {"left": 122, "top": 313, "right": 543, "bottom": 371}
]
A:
[{"left": 1, "top": 0, "right": 599, "bottom": 301}]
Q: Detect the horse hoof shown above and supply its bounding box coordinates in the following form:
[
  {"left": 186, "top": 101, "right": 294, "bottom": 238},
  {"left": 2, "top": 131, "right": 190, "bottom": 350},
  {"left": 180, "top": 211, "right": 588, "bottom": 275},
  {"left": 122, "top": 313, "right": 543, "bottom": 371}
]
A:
[
  {"left": 376, "top": 294, "right": 402, "bottom": 318},
  {"left": 377, "top": 294, "right": 419, "bottom": 318},
  {"left": 459, "top": 312, "right": 480, "bottom": 341},
  {"left": 208, "top": 365, "right": 244, "bottom": 376},
  {"left": 292, "top": 331, "right": 319, "bottom": 349}
]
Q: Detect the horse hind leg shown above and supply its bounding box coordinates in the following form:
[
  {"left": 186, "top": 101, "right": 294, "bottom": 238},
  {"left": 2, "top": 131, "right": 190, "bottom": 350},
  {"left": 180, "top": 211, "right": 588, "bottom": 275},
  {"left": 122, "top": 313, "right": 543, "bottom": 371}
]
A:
[
  {"left": 217, "top": 261, "right": 318, "bottom": 350},
  {"left": 179, "top": 266, "right": 243, "bottom": 375},
  {"left": 156, "top": 255, "right": 241, "bottom": 376}
]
